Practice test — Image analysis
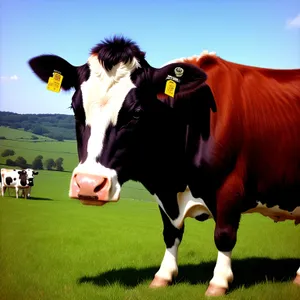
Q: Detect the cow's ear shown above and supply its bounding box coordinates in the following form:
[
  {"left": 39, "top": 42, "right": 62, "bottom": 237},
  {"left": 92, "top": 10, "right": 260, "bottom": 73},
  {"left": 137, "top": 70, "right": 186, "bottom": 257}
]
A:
[
  {"left": 150, "top": 63, "right": 217, "bottom": 140},
  {"left": 28, "top": 55, "right": 78, "bottom": 90},
  {"left": 151, "top": 62, "right": 216, "bottom": 112},
  {"left": 33, "top": 171, "right": 39, "bottom": 175}
]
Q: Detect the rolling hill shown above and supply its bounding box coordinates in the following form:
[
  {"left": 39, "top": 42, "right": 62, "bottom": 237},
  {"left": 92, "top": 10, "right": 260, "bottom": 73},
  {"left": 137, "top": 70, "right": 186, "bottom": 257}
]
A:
[
  {"left": 0, "top": 126, "right": 154, "bottom": 202},
  {"left": 0, "top": 111, "right": 76, "bottom": 140}
]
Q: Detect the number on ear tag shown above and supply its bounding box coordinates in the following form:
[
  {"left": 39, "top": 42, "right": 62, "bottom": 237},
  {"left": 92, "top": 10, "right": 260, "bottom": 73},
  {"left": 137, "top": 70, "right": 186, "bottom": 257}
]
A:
[
  {"left": 164, "top": 80, "right": 176, "bottom": 98},
  {"left": 47, "top": 71, "right": 63, "bottom": 93}
]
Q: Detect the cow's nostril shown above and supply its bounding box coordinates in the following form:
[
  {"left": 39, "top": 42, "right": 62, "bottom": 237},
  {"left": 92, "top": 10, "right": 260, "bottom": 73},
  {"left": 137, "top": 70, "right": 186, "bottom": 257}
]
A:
[
  {"left": 75, "top": 175, "right": 80, "bottom": 188},
  {"left": 94, "top": 178, "right": 108, "bottom": 193}
]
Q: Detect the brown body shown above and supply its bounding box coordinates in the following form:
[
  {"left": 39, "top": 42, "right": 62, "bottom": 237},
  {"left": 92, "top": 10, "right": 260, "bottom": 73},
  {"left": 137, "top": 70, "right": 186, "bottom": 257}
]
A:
[{"left": 183, "top": 55, "right": 300, "bottom": 223}]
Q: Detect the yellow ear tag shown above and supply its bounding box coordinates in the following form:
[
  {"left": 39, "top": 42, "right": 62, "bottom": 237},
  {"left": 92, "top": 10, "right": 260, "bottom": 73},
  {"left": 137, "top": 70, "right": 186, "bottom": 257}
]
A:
[
  {"left": 164, "top": 80, "right": 176, "bottom": 98},
  {"left": 47, "top": 71, "right": 63, "bottom": 93}
]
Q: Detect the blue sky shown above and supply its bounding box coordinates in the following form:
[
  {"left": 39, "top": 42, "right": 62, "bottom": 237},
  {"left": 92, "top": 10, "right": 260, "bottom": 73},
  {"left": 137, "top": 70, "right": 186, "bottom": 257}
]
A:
[{"left": 0, "top": 0, "right": 299, "bottom": 115}]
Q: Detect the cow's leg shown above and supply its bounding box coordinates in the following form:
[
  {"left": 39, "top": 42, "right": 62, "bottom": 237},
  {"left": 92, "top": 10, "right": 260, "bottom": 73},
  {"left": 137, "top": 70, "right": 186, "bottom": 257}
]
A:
[
  {"left": 205, "top": 175, "right": 242, "bottom": 296},
  {"left": 1, "top": 185, "right": 5, "bottom": 196},
  {"left": 15, "top": 187, "right": 19, "bottom": 199},
  {"left": 28, "top": 187, "right": 31, "bottom": 198},
  {"left": 150, "top": 206, "right": 184, "bottom": 288},
  {"left": 294, "top": 266, "right": 300, "bottom": 285}
]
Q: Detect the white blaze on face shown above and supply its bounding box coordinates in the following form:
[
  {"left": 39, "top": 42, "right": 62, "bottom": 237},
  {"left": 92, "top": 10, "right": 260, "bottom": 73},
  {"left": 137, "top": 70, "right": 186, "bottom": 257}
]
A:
[
  {"left": 72, "top": 54, "right": 141, "bottom": 199},
  {"left": 81, "top": 54, "right": 140, "bottom": 164}
]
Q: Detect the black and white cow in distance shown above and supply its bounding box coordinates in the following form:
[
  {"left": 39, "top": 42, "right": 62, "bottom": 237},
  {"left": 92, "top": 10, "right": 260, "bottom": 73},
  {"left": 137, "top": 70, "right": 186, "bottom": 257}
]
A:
[
  {"left": 0, "top": 168, "right": 38, "bottom": 198},
  {"left": 23, "top": 168, "right": 39, "bottom": 198},
  {"left": 28, "top": 36, "right": 300, "bottom": 296},
  {"left": 1, "top": 168, "right": 30, "bottom": 198}
]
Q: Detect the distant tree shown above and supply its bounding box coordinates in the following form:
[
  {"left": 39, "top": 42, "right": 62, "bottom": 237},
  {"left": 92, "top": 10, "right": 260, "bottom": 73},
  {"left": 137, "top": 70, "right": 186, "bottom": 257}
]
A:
[
  {"left": 47, "top": 132, "right": 64, "bottom": 141},
  {"left": 32, "top": 155, "right": 43, "bottom": 170},
  {"left": 22, "top": 121, "right": 31, "bottom": 131},
  {"left": 32, "top": 125, "right": 49, "bottom": 135},
  {"left": 15, "top": 156, "right": 27, "bottom": 168},
  {"left": 1, "top": 149, "right": 15, "bottom": 157},
  {"left": 10, "top": 123, "right": 21, "bottom": 129},
  {"left": 0, "top": 112, "right": 77, "bottom": 140},
  {"left": 55, "top": 135, "right": 64, "bottom": 142},
  {"left": 0, "top": 136, "right": 6, "bottom": 140},
  {"left": 45, "top": 158, "right": 55, "bottom": 170},
  {"left": 55, "top": 157, "right": 64, "bottom": 171},
  {"left": 6, "top": 159, "right": 16, "bottom": 166},
  {"left": 31, "top": 135, "right": 39, "bottom": 140}
]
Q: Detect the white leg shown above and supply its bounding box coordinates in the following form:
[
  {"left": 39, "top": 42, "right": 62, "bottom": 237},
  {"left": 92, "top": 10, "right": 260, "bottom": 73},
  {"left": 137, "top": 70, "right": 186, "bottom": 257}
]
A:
[
  {"left": 209, "top": 251, "right": 233, "bottom": 289},
  {"left": 155, "top": 238, "right": 180, "bottom": 282},
  {"left": 1, "top": 186, "right": 4, "bottom": 196},
  {"left": 294, "top": 266, "right": 300, "bottom": 285},
  {"left": 15, "top": 187, "right": 19, "bottom": 199},
  {"left": 28, "top": 187, "right": 31, "bottom": 198}
]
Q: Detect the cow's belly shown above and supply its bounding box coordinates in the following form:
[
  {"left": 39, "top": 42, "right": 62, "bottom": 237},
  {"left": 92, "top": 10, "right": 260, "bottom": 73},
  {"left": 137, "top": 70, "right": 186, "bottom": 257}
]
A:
[
  {"left": 155, "top": 186, "right": 213, "bottom": 229},
  {"left": 155, "top": 188, "right": 300, "bottom": 229},
  {"left": 245, "top": 202, "right": 300, "bottom": 224}
]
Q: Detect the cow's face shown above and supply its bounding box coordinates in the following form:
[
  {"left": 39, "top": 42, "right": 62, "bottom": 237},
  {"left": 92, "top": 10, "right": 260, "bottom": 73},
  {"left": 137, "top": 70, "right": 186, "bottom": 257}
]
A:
[
  {"left": 29, "top": 36, "right": 216, "bottom": 205},
  {"left": 26, "top": 169, "right": 39, "bottom": 186}
]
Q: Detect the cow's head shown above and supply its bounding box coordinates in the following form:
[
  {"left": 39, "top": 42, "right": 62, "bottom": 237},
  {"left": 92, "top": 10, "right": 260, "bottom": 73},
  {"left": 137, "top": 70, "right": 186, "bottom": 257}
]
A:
[
  {"left": 25, "top": 169, "right": 39, "bottom": 186},
  {"left": 29, "top": 36, "right": 216, "bottom": 205}
]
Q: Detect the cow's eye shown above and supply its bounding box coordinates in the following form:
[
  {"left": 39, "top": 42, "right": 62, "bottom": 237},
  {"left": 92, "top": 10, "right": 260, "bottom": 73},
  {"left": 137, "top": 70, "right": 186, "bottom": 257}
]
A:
[{"left": 132, "top": 108, "right": 142, "bottom": 120}]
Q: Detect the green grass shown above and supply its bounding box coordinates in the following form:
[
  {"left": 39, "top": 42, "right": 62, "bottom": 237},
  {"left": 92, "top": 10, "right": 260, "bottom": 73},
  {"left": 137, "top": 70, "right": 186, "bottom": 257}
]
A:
[
  {"left": 0, "top": 128, "right": 299, "bottom": 299},
  {"left": 1, "top": 170, "right": 300, "bottom": 300},
  {"left": 0, "top": 127, "right": 153, "bottom": 201},
  {"left": 0, "top": 135, "right": 78, "bottom": 172},
  {"left": 0, "top": 126, "right": 54, "bottom": 141}
]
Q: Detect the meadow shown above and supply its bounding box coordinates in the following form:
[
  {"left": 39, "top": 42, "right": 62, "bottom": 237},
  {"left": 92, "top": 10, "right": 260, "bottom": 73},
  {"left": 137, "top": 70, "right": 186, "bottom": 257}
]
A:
[{"left": 0, "top": 127, "right": 300, "bottom": 300}]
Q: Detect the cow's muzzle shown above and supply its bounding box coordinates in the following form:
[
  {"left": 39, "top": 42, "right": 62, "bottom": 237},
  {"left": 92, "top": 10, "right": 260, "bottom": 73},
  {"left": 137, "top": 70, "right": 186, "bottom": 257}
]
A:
[{"left": 69, "top": 173, "right": 119, "bottom": 206}]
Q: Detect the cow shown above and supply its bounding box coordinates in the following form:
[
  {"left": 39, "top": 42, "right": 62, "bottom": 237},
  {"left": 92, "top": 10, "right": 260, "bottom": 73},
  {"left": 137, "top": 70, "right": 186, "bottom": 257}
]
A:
[
  {"left": 23, "top": 168, "right": 39, "bottom": 198},
  {"left": 28, "top": 36, "right": 300, "bottom": 296},
  {"left": 1, "top": 168, "right": 30, "bottom": 199},
  {"left": 0, "top": 168, "right": 38, "bottom": 198}
]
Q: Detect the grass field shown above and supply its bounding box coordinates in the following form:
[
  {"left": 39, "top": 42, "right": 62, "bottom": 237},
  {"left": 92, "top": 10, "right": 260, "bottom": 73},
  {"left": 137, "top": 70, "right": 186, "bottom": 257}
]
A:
[
  {"left": 1, "top": 128, "right": 300, "bottom": 300},
  {"left": 0, "top": 126, "right": 153, "bottom": 201},
  {"left": 0, "top": 126, "right": 55, "bottom": 142}
]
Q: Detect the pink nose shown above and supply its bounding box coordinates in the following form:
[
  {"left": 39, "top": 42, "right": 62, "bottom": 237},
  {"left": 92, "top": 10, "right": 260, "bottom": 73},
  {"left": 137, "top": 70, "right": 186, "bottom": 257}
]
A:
[{"left": 69, "top": 173, "right": 110, "bottom": 204}]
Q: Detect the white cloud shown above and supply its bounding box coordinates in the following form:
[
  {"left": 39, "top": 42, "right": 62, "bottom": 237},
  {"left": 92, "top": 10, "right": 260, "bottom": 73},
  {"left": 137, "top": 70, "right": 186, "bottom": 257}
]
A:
[
  {"left": 10, "top": 75, "right": 18, "bottom": 80},
  {"left": 0, "top": 75, "right": 19, "bottom": 81},
  {"left": 286, "top": 13, "right": 300, "bottom": 29}
]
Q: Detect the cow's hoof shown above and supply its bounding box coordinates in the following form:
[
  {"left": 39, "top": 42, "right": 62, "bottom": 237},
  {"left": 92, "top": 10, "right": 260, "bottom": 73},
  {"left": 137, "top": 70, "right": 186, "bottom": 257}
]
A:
[
  {"left": 149, "top": 276, "right": 171, "bottom": 288},
  {"left": 293, "top": 275, "right": 300, "bottom": 285},
  {"left": 205, "top": 284, "right": 227, "bottom": 297}
]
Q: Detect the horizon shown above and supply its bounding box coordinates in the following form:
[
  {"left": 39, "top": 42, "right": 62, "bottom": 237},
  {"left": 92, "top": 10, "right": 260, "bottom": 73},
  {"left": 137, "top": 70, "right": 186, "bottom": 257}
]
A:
[{"left": 0, "top": 0, "right": 299, "bottom": 115}]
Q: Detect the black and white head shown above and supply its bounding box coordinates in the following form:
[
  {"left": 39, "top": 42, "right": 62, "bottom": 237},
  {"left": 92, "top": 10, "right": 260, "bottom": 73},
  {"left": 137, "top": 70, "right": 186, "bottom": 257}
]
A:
[
  {"left": 25, "top": 168, "right": 39, "bottom": 186},
  {"left": 29, "top": 36, "right": 216, "bottom": 205}
]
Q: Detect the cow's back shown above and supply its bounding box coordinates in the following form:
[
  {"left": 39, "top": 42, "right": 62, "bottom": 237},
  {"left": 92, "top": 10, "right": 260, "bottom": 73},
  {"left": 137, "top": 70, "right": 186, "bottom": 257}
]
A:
[{"left": 183, "top": 55, "right": 300, "bottom": 212}]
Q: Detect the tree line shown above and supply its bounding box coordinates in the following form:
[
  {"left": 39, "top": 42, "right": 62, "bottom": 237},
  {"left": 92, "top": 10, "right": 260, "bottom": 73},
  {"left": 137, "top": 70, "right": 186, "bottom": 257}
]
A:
[
  {"left": 1, "top": 149, "right": 64, "bottom": 171},
  {"left": 0, "top": 111, "right": 76, "bottom": 140}
]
